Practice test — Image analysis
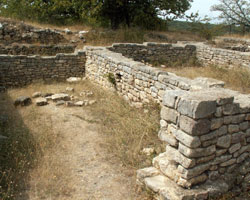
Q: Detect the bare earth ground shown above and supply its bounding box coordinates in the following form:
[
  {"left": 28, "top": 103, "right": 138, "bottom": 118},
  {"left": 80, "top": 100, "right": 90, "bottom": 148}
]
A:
[
  {"left": 30, "top": 105, "right": 137, "bottom": 200},
  {"left": 1, "top": 81, "right": 159, "bottom": 200}
]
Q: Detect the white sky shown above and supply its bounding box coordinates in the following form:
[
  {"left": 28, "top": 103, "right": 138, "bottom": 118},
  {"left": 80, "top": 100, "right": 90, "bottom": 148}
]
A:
[{"left": 186, "top": 0, "right": 221, "bottom": 22}]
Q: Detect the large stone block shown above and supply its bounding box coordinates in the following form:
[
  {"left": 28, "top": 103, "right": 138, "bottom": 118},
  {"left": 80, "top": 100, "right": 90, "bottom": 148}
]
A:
[
  {"left": 166, "top": 145, "right": 196, "bottom": 168},
  {"left": 178, "top": 163, "right": 210, "bottom": 179},
  {"left": 179, "top": 115, "right": 211, "bottom": 136},
  {"left": 171, "top": 128, "right": 201, "bottom": 148},
  {"left": 177, "top": 97, "right": 216, "bottom": 119},
  {"left": 178, "top": 143, "right": 216, "bottom": 158},
  {"left": 162, "top": 90, "right": 186, "bottom": 108},
  {"left": 161, "top": 106, "right": 178, "bottom": 124}
]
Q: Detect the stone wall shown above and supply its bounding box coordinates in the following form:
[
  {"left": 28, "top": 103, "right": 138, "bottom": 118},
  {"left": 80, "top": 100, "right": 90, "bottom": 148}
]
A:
[
  {"left": 0, "top": 44, "right": 76, "bottom": 56},
  {"left": 0, "top": 51, "right": 86, "bottom": 90},
  {"left": 195, "top": 43, "right": 250, "bottom": 68},
  {"left": 85, "top": 46, "right": 224, "bottom": 108},
  {"left": 0, "top": 20, "right": 68, "bottom": 45},
  {"left": 138, "top": 89, "right": 250, "bottom": 194},
  {"left": 108, "top": 42, "right": 196, "bottom": 64},
  {"left": 85, "top": 45, "right": 250, "bottom": 199}
]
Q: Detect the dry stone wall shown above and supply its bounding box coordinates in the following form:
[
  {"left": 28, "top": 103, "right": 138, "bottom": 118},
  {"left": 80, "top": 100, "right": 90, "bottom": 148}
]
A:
[
  {"left": 108, "top": 42, "right": 196, "bottom": 64},
  {"left": 85, "top": 45, "right": 250, "bottom": 199},
  {"left": 85, "top": 46, "right": 222, "bottom": 108},
  {"left": 0, "top": 44, "right": 76, "bottom": 56},
  {"left": 195, "top": 43, "right": 250, "bottom": 68},
  {"left": 0, "top": 21, "right": 68, "bottom": 45},
  {"left": 0, "top": 51, "right": 85, "bottom": 90}
]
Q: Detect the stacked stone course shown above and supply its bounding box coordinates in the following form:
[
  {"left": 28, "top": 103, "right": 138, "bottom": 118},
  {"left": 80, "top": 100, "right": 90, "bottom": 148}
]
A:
[
  {"left": 108, "top": 42, "right": 196, "bottom": 64},
  {"left": 85, "top": 45, "right": 250, "bottom": 199},
  {"left": 0, "top": 51, "right": 86, "bottom": 90},
  {"left": 0, "top": 44, "right": 75, "bottom": 56},
  {"left": 195, "top": 43, "right": 250, "bottom": 68}
]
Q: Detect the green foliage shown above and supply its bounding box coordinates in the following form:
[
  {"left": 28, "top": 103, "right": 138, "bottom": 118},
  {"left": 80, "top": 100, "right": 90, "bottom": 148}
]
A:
[
  {"left": 0, "top": 0, "right": 192, "bottom": 29},
  {"left": 107, "top": 73, "right": 116, "bottom": 87}
]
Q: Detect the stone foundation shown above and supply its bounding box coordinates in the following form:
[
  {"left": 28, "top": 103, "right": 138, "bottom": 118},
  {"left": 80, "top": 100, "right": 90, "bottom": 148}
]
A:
[{"left": 0, "top": 51, "right": 86, "bottom": 90}]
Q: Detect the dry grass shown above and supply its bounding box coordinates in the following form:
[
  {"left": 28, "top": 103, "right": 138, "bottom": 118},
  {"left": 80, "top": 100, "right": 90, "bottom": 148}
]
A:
[
  {"left": 0, "top": 80, "right": 161, "bottom": 199},
  {"left": 223, "top": 33, "right": 250, "bottom": 39},
  {"left": 159, "top": 65, "right": 250, "bottom": 94}
]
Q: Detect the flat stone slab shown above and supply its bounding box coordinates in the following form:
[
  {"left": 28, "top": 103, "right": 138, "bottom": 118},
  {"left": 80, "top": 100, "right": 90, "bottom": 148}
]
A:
[
  {"left": 14, "top": 96, "right": 32, "bottom": 106},
  {"left": 144, "top": 175, "right": 209, "bottom": 200},
  {"left": 67, "top": 77, "right": 82, "bottom": 83},
  {"left": 51, "top": 93, "right": 70, "bottom": 101},
  {"left": 36, "top": 98, "right": 48, "bottom": 106}
]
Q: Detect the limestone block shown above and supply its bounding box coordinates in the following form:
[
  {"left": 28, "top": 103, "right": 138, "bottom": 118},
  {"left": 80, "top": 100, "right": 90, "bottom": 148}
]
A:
[
  {"left": 171, "top": 128, "right": 201, "bottom": 148},
  {"left": 217, "top": 135, "right": 231, "bottom": 148},
  {"left": 179, "top": 115, "right": 211, "bottom": 136},
  {"left": 165, "top": 145, "right": 196, "bottom": 168},
  {"left": 158, "top": 129, "right": 178, "bottom": 147},
  {"left": 178, "top": 143, "right": 216, "bottom": 158},
  {"left": 220, "top": 158, "right": 236, "bottom": 167},
  {"left": 211, "top": 155, "right": 232, "bottom": 165},
  {"left": 177, "top": 163, "right": 210, "bottom": 179},
  {"left": 161, "top": 106, "right": 178, "bottom": 124},
  {"left": 229, "top": 143, "right": 241, "bottom": 154},
  {"left": 228, "top": 125, "right": 239, "bottom": 133},
  {"left": 162, "top": 90, "right": 186, "bottom": 108},
  {"left": 177, "top": 96, "right": 216, "bottom": 119},
  {"left": 211, "top": 118, "right": 224, "bottom": 130},
  {"left": 137, "top": 167, "right": 160, "bottom": 183}
]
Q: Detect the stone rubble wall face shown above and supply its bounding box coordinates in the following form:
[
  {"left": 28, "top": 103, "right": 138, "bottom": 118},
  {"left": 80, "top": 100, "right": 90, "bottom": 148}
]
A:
[
  {"left": 85, "top": 46, "right": 193, "bottom": 107},
  {"left": 0, "top": 52, "right": 86, "bottom": 89},
  {"left": 0, "top": 21, "right": 68, "bottom": 45},
  {"left": 84, "top": 45, "right": 250, "bottom": 194},
  {"left": 158, "top": 90, "right": 250, "bottom": 189},
  {"left": 108, "top": 43, "right": 196, "bottom": 64},
  {"left": 196, "top": 44, "right": 250, "bottom": 68},
  {"left": 0, "top": 44, "right": 76, "bottom": 56}
]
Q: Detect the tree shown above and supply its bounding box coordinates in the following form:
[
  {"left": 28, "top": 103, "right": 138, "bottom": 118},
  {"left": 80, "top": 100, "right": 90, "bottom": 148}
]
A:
[
  {"left": 211, "top": 0, "right": 250, "bottom": 30},
  {"left": 0, "top": 0, "right": 193, "bottom": 29}
]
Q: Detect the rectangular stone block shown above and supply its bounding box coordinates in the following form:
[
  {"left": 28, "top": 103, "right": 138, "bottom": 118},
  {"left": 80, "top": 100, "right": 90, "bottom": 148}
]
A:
[
  {"left": 172, "top": 128, "right": 201, "bottom": 148},
  {"left": 177, "top": 163, "right": 210, "bottom": 179},
  {"left": 161, "top": 106, "right": 178, "bottom": 124},
  {"left": 179, "top": 115, "right": 211, "bottom": 136},
  {"left": 177, "top": 96, "right": 216, "bottom": 119},
  {"left": 178, "top": 143, "right": 216, "bottom": 158}
]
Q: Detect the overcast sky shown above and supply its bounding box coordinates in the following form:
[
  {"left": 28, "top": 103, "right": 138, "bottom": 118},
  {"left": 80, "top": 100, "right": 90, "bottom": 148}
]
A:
[{"left": 186, "top": 0, "right": 221, "bottom": 22}]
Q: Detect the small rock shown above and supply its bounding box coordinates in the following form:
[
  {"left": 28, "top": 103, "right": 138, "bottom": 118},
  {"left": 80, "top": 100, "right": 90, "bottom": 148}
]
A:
[
  {"left": 36, "top": 98, "right": 48, "bottom": 106},
  {"left": 66, "top": 87, "right": 74, "bottom": 92},
  {"left": 142, "top": 148, "right": 155, "bottom": 156},
  {"left": 14, "top": 96, "right": 32, "bottom": 106},
  {"left": 161, "top": 65, "right": 166, "bottom": 68},
  {"left": 89, "top": 100, "right": 97, "bottom": 105},
  {"left": 51, "top": 93, "right": 70, "bottom": 101},
  {"left": 42, "top": 93, "right": 54, "bottom": 97},
  {"left": 65, "top": 101, "right": 75, "bottom": 107},
  {"left": 75, "top": 101, "right": 84, "bottom": 107},
  {"left": 64, "top": 28, "right": 72, "bottom": 35},
  {"left": 80, "top": 90, "right": 93, "bottom": 97},
  {"left": 67, "top": 77, "right": 82, "bottom": 83},
  {"left": 56, "top": 100, "right": 65, "bottom": 106},
  {"left": 32, "top": 92, "right": 42, "bottom": 98}
]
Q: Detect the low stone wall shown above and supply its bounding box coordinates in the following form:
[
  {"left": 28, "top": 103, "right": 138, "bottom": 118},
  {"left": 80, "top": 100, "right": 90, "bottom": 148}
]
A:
[
  {"left": 108, "top": 43, "right": 196, "bottom": 64},
  {"left": 85, "top": 46, "right": 250, "bottom": 199},
  {"left": 85, "top": 46, "right": 222, "bottom": 107},
  {"left": 195, "top": 43, "right": 250, "bottom": 68},
  {"left": 0, "top": 20, "right": 68, "bottom": 45},
  {"left": 0, "top": 51, "right": 86, "bottom": 90},
  {"left": 0, "top": 44, "right": 76, "bottom": 56}
]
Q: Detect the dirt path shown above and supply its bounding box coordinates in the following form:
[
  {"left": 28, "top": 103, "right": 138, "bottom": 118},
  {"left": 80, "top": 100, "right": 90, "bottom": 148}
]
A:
[{"left": 34, "top": 104, "right": 139, "bottom": 200}]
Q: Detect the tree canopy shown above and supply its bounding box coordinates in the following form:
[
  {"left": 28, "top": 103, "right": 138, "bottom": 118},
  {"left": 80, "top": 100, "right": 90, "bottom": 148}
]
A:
[
  {"left": 211, "top": 0, "right": 250, "bottom": 28},
  {"left": 0, "top": 0, "right": 193, "bottom": 29}
]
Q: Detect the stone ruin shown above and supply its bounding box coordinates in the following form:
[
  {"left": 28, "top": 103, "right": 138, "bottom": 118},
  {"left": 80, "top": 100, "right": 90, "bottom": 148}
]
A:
[{"left": 0, "top": 21, "right": 250, "bottom": 199}]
